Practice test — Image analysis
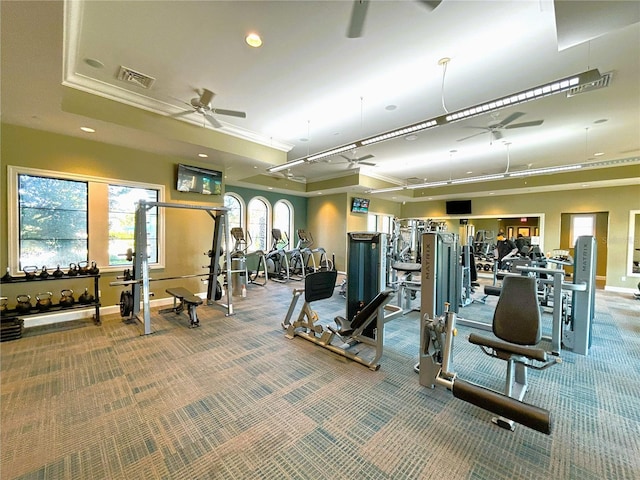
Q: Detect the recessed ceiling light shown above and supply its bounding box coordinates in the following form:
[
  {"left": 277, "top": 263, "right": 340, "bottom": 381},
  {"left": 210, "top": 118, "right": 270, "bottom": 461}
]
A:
[
  {"left": 198, "top": 153, "right": 208, "bottom": 158},
  {"left": 466, "top": 171, "right": 473, "bottom": 174},
  {"left": 268, "top": 187, "right": 273, "bottom": 190},
  {"left": 246, "top": 33, "right": 262, "bottom": 48},
  {"left": 80, "top": 127, "right": 95, "bottom": 133},
  {"left": 405, "top": 135, "right": 418, "bottom": 141},
  {"left": 84, "top": 58, "right": 104, "bottom": 69},
  {"left": 385, "top": 105, "right": 397, "bottom": 111},
  {"left": 593, "top": 152, "right": 604, "bottom": 156},
  {"left": 489, "top": 192, "right": 495, "bottom": 195}
]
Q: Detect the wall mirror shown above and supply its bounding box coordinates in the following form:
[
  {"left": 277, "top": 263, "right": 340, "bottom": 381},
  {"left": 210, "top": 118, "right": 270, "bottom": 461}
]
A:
[{"left": 628, "top": 210, "right": 640, "bottom": 277}]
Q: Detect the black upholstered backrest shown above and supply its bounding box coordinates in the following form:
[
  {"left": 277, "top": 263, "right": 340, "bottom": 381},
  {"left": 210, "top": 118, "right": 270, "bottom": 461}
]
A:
[
  {"left": 493, "top": 275, "right": 541, "bottom": 346},
  {"left": 304, "top": 270, "right": 338, "bottom": 303}
]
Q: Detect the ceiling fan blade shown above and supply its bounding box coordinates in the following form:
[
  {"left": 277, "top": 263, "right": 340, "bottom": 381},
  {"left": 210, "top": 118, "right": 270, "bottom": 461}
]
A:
[
  {"left": 359, "top": 161, "right": 376, "bottom": 166},
  {"left": 347, "top": 0, "right": 369, "bottom": 38},
  {"left": 419, "top": 0, "right": 443, "bottom": 10},
  {"left": 498, "top": 111, "right": 526, "bottom": 127},
  {"left": 356, "top": 154, "right": 374, "bottom": 162},
  {"left": 199, "top": 88, "right": 215, "bottom": 106},
  {"left": 169, "top": 110, "right": 194, "bottom": 118},
  {"left": 204, "top": 113, "right": 222, "bottom": 129},
  {"left": 505, "top": 120, "right": 545, "bottom": 129},
  {"left": 457, "top": 130, "right": 488, "bottom": 142},
  {"left": 212, "top": 108, "right": 247, "bottom": 118}
]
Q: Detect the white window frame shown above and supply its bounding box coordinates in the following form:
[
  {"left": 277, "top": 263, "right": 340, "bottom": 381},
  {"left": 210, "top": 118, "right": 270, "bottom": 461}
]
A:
[
  {"left": 7, "top": 165, "right": 165, "bottom": 274},
  {"left": 223, "top": 192, "right": 246, "bottom": 231},
  {"left": 247, "top": 196, "right": 272, "bottom": 252},
  {"left": 273, "top": 199, "right": 294, "bottom": 246},
  {"left": 570, "top": 214, "right": 595, "bottom": 246}
]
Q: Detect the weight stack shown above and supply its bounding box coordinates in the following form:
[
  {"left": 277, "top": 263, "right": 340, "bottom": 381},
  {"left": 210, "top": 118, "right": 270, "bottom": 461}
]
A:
[{"left": 1, "top": 318, "right": 24, "bottom": 342}]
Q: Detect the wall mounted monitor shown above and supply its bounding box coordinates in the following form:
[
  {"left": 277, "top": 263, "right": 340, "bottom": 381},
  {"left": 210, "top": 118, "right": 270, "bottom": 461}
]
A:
[
  {"left": 446, "top": 200, "right": 472, "bottom": 215},
  {"left": 351, "top": 197, "right": 370, "bottom": 214},
  {"left": 176, "top": 164, "right": 222, "bottom": 195}
]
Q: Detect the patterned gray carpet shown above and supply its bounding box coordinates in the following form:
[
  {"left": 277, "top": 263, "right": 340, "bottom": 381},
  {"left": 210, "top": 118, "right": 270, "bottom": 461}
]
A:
[{"left": 1, "top": 278, "right": 639, "bottom": 479}]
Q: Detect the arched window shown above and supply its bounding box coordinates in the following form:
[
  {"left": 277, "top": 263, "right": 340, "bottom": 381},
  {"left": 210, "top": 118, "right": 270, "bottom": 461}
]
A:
[
  {"left": 223, "top": 193, "right": 244, "bottom": 231},
  {"left": 273, "top": 199, "right": 294, "bottom": 247},
  {"left": 247, "top": 197, "right": 270, "bottom": 252}
]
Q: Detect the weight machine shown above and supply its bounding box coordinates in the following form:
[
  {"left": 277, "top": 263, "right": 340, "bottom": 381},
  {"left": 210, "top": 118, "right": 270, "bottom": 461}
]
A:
[
  {"left": 418, "top": 232, "right": 558, "bottom": 434},
  {"left": 110, "top": 200, "right": 233, "bottom": 335},
  {"left": 282, "top": 231, "right": 401, "bottom": 370}
]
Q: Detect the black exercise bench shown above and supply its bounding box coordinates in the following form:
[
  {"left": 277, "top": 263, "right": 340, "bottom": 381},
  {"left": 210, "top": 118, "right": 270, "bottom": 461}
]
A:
[{"left": 161, "top": 287, "right": 203, "bottom": 327}]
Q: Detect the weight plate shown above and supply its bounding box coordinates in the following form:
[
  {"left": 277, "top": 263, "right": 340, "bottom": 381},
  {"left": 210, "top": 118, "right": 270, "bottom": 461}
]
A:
[{"left": 119, "top": 291, "right": 133, "bottom": 317}]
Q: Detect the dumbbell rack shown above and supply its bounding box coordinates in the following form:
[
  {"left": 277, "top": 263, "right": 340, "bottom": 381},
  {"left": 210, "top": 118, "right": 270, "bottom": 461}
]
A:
[{"left": 0, "top": 274, "right": 101, "bottom": 341}]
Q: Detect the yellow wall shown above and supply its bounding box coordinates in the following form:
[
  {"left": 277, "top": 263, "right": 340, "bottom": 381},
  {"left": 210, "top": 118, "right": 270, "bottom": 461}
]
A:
[
  {"left": 1, "top": 125, "right": 226, "bottom": 307},
  {"left": 307, "top": 193, "right": 348, "bottom": 271},
  {"left": 401, "top": 185, "right": 640, "bottom": 289}
]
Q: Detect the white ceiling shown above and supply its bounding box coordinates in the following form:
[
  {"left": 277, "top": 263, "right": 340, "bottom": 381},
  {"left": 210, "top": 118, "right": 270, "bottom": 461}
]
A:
[{"left": 2, "top": 1, "right": 639, "bottom": 199}]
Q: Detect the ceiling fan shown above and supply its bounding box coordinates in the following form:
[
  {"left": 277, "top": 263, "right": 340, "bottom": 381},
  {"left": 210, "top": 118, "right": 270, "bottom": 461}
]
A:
[
  {"left": 347, "top": 0, "right": 442, "bottom": 38},
  {"left": 275, "top": 169, "right": 306, "bottom": 182},
  {"left": 338, "top": 152, "right": 376, "bottom": 168},
  {"left": 456, "top": 112, "right": 544, "bottom": 144},
  {"left": 171, "top": 88, "right": 246, "bottom": 128}
]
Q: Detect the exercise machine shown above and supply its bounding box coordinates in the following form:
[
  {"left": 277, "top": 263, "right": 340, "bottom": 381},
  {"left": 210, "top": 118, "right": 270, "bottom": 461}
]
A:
[
  {"left": 419, "top": 230, "right": 558, "bottom": 433},
  {"left": 109, "top": 200, "right": 233, "bottom": 335},
  {"left": 296, "top": 229, "right": 332, "bottom": 272},
  {"left": 282, "top": 231, "right": 401, "bottom": 370},
  {"left": 265, "top": 228, "right": 290, "bottom": 283},
  {"left": 419, "top": 279, "right": 559, "bottom": 434},
  {"left": 516, "top": 235, "right": 597, "bottom": 356},
  {"left": 228, "top": 227, "right": 268, "bottom": 287}
]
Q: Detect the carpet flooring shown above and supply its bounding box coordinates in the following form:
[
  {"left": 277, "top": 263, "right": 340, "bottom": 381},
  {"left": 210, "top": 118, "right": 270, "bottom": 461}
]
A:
[{"left": 1, "top": 276, "right": 639, "bottom": 479}]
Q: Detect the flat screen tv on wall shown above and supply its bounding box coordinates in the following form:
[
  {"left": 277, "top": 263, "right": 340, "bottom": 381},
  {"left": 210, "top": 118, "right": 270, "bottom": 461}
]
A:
[
  {"left": 446, "top": 200, "right": 472, "bottom": 215},
  {"left": 176, "top": 164, "right": 222, "bottom": 195},
  {"left": 351, "top": 197, "right": 370, "bottom": 214}
]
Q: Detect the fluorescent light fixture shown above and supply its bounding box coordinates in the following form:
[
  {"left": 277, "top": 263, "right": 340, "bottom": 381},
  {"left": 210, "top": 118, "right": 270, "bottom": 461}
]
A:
[
  {"left": 361, "top": 120, "right": 438, "bottom": 146},
  {"left": 445, "top": 69, "right": 601, "bottom": 124},
  {"left": 450, "top": 174, "right": 505, "bottom": 184},
  {"left": 509, "top": 164, "right": 582, "bottom": 177},
  {"left": 281, "top": 69, "right": 602, "bottom": 175},
  {"left": 308, "top": 144, "right": 357, "bottom": 162},
  {"left": 407, "top": 180, "right": 449, "bottom": 189},
  {"left": 367, "top": 186, "right": 406, "bottom": 194},
  {"left": 268, "top": 158, "right": 306, "bottom": 173}
]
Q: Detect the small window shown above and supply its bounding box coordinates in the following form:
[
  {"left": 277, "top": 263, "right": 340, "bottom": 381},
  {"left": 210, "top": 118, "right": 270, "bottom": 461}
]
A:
[
  {"left": 273, "top": 200, "right": 293, "bottom": 245},
  {"left": 571, "top": 214, "right": 595, "bottom": 246},
  {"left": 108, "top": 185, "right": 159, "bottom": 266},
  {"left": 247, "top": 197, "right": 270, "bottom": 252},
  {"left": 224, "top": 193, "right": 243, "bottom": 230}
]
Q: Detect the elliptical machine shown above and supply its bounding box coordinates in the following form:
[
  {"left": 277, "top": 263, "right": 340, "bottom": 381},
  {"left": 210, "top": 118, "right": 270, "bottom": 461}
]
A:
[{"left": 265, "top": 228, "right": 290, "bottom": 283}]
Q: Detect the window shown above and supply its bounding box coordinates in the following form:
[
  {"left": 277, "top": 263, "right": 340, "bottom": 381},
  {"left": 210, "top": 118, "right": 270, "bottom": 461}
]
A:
[
  {"left": 17, "top": 174, "right": 88, "bottom": 269},
  {"left": 108, "top": 185, "right": 159, "bottom": 266},
  {"left": 273, "top": 200, "right": 293, "bottom": 247},
  {"left": 8, "top": 166, "right": 164, "bottom": 273},
  {"left": 571, "top": 214, "right": 595, "bottom": 246},
  {"left": 247, "top": 197, "right": 270, "bottom": 252},
  {"left": 224, "top": 193, "right": 244, "bottom": 231},
  {"left": 367, "top": 213, "right": 393, "bottom": 234}
]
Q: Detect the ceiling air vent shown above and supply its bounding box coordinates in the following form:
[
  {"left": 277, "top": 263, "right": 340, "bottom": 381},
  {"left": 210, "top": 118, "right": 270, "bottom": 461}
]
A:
[
  {"left": 566, "top": 71, "right": 612, "bottom": 97},
  {"left": 117, "top": 66, "right": 156, "bottom": 89}
]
